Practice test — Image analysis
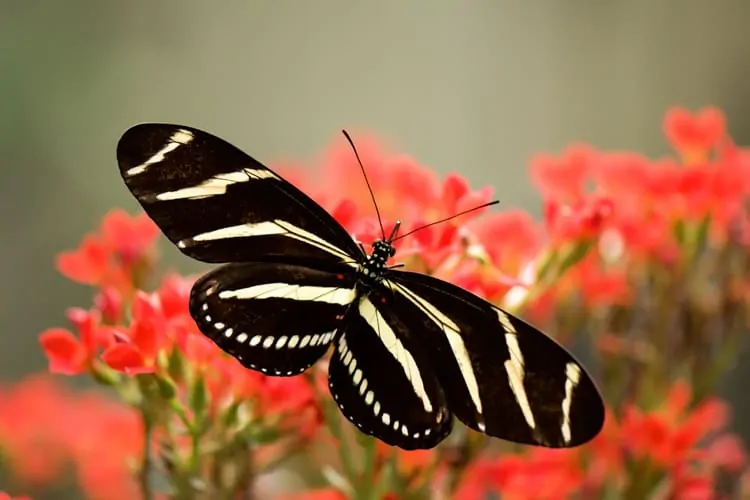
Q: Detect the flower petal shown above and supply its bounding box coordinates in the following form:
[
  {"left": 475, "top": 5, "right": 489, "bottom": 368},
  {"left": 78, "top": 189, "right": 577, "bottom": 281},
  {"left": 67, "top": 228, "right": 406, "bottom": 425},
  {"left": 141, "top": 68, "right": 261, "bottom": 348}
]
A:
[
  {"left": 101, "top": 344, "right": 152, "bottom": 375},
  {"left": 39, "top": 328, "right": 87, "bottom": 375}
]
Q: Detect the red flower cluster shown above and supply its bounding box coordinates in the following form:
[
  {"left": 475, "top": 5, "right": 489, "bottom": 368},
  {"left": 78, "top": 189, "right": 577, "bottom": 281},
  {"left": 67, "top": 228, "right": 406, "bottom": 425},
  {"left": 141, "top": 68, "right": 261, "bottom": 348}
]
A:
[
  {"left": 532, "top": 107, "right": 750, "bottom": 262},
  {"left": 40, "top": 213, "right": 320, "bottom": 436},
  {"left": 56, "top": 209, "right": 160, "bottom": 293},
  {"left": 0, "top": 375, "right": 141, "bottom": 500},
  {"left": 280, "top": 133, "right": 495, "bottom": 272},
  {"left": 448, "top": 382, "right": 744, "bottom": 500}
]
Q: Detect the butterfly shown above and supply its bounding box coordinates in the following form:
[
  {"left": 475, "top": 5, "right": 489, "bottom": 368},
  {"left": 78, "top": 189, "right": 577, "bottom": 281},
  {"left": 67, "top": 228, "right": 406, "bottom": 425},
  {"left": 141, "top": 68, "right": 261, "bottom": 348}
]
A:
[{"left": 116, "top": 124, "right": 605, "bottom": 450}]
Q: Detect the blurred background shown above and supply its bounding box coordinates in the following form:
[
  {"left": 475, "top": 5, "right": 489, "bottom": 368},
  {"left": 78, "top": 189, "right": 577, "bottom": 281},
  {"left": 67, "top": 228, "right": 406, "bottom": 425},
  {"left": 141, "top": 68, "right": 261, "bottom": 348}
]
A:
[{"left": 3, "top": 0, "right": 750, "bottom": 481}]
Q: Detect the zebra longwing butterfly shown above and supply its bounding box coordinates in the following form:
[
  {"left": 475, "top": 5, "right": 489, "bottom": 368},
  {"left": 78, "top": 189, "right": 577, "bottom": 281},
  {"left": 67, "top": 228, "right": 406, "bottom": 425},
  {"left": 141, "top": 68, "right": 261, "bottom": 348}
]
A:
[{"left": 116, "top": 124, "right": 605, "bottom": 450}]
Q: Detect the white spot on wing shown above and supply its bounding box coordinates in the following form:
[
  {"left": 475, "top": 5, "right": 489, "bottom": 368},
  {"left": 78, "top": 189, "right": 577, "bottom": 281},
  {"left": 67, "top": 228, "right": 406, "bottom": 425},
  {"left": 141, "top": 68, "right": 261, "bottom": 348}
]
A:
[
  {"left": 561, "top": 362, "right": 582, "bottom": 443},
  {"left": 218, "top": 282, "right": 356, "bottom": 306},
  {"left": 180, "top": 219, "right": 357, "bottom": 266},
  {"left": 359, "top": 297, "right": 433, "bottom": 413},
  {"left": 126, "top": 129, "right": 193, "bottom": 176},
  {"left": 389, "top": 282, "right": 480, "bottom": 414},
  {"left": 155, "top": 171, "right": 254, "bottom": 201},
  {"left": 504, "top": 332, "right": 536, "bottom": 430},
  {"left": 236, "top": 333, "right": 248, "bottom": 343}
]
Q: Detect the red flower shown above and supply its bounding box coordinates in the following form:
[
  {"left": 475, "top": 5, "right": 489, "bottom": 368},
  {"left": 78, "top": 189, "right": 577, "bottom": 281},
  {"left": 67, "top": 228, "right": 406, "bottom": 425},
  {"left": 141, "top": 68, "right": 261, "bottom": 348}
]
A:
[
  {"left": 39, "top": 308, "right": 115, "bottom": 375},
  {"left": 705, "top": 434, "right": 746, "bottom": 472},
  {"left": 545, "top": 195, "right": 614, "bottom": 244},
  {"left": 289, "top": 132, "right": 493, "bottom": 270},
  {"left": 0, "top": 494, "right": 32, "bottom": 500},
  {"left": 590, "top": 152, "right": 651, "bottom": 207},
  {"left": 668, "top": 461, "right": 715, "bottom": 500},
  {"left": 530, "top": 144, "right": 594, "bottom": 203},
  {"left": 0, "top": 375, "right": 74, "bottom": 485},
  {"left": 489, "top": 449, "right": 584, "bottom": 500},
  {"left": 226, "top": 360, "right": 322, "bottom": 436},
  {"left": 621, "top": 381, "right": 730, "bottom": 468},
  {"left": 56, "top": 210, "right": 159, "bottom": 292},
  {"left": 57, "top": 234, "right": 115, "bottom": 285},
  {"left": 100, "top": 208, "right": 159, "bottom": 266},
  {"left": 586, "top": 408, "right": 626, "bottom": 488},
  {"left": 663, "top": 106, "right": 726, "bottom": 163},
  {"left": 68, "top": 394, "right": 143, "bottom": 500},
  {"left": 101, "top": 292, "right": 164, "bottom": 374}
]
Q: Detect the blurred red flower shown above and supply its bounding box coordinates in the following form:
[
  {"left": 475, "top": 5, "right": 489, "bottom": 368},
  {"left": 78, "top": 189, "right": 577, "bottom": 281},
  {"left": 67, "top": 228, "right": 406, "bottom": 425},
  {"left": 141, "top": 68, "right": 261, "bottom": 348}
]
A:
[
  {"left": 284, "top": 133, "right": 493, "bottom": 269},
  {"left": 0, "top": 494, "right": 32, "bottom": 500},
  {"left": 56, "top": 209, "right": 159, "bottom": 292},
  {"left": 68, "top": 394, "right": 143, "bottom": 500},
  {"left": 530, "top": 144, "right": 594, "bottom": 203},
  {"left": 663, "top": 106, "right": 726, "bottom": 164},
  {"left": 0, "top": 375, "right": 141, "bottom": 499},
  {"left": 0, "top": 376, "right": 73, "bottom": 485},
  {"left": 39, "top": 308, "right": 116, "bottom": 375},
  {"left": 621, "top": 381, "right": 730, "bottom": 468}
]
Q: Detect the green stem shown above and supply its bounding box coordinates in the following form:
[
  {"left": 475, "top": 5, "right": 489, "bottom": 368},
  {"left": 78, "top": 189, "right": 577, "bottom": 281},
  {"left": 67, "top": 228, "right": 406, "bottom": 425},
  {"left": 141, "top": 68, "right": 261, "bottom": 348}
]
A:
[
  {"left": 139, "top": 411, "right": 154, "bottom": 500},
  {"left": 359, "top": 436, "right": 378, "bottom": 499}
]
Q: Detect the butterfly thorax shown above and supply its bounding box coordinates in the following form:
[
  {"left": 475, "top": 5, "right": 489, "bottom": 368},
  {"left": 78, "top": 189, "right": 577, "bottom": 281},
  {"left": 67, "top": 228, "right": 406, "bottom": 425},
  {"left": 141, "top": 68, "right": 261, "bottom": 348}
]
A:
[{"left": 358, "top": 239, "right": 396, "bottom": 285}]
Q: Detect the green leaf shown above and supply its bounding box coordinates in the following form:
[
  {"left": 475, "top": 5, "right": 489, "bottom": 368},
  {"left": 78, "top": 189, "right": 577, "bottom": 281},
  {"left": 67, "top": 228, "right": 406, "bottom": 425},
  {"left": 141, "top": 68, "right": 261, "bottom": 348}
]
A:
[
  {"left": 164, "top": 347, "right": 185, "bottom": 384},
  {"left": 89, "top": 362, "right": 121, "bottom": 387},
  {"left": 673, "top": 218, "right": 686, "bottom": 246},
  {"left": 155, "top": 373, "right": 177, "bottom": 400},
  {"left": 189, "top": 375, "right": 210, "bottom": 432},
  {"left": 534, "top": 248, "right": 557, "bottom": 282},
  {"left": 557, "top": 240, "right": 593, "bottom": 277},
  {"left": 693, "top": 212, "right": 711, "bottom": 252}
]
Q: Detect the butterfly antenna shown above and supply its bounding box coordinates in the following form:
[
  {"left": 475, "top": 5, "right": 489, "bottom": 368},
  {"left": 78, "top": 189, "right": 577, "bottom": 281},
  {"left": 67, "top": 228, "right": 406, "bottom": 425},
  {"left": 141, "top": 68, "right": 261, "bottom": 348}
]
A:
[
  {"left": 342, "top": 130, "right": 386, "bottom": 240},
  {"left": 392, "top": 200, "right": 499, "bottom": 242}
]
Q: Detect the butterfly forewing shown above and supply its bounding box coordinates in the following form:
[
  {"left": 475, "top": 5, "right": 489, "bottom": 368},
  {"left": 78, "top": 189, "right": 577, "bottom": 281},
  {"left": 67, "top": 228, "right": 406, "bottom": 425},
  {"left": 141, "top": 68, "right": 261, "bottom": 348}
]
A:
[
  {"left": 189, "top": 261, "right": 357, "bottom": 376},
  {"left": 116, "top": 124, "right": 362, "bottom": 265},
  {"left": 385, "top": 271, "right": 605, "bottom": 448},
  {"left": 328, "top": 291, "right": 452, "bottom": 450}
]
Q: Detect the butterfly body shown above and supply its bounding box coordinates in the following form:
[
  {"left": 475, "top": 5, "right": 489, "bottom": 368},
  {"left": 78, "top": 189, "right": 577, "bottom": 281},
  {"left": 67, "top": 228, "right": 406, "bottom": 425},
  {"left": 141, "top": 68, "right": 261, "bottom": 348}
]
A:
[{"left": 116, "top": 123, "right": 605, "bottom": 450}]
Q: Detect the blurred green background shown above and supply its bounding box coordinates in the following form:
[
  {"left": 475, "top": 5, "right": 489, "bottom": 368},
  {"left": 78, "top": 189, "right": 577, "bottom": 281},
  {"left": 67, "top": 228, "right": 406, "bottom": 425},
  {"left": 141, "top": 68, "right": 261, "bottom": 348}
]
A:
[{"left": 3, "top": 0, "right": 750, "bottom": 449}]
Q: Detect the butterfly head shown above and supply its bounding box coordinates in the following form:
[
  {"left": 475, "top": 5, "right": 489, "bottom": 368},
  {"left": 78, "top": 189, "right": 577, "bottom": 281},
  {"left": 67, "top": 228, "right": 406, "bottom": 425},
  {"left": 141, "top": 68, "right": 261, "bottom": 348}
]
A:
[
  {"left": 371, "top": 240, "right": 396, "bottom": 261},
  {"left": 360, "top": 239, "right": 396, "bottom": 282}
]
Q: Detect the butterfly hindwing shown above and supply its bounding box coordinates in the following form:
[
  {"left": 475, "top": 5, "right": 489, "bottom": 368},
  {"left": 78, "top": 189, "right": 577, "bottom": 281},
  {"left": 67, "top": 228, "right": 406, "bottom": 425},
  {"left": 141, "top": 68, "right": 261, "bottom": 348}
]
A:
[
  {"left": 385, "top": 270, "right": 605, "bottom": 448},
  {"left": 328, "top": 289, "right": 452, "bottom": 450},
  {"left": 189, "top": 260, "right": 357, "bottom": 376},
  {"left": 116, "top": 124, "right": 362, "bottom": 265}
]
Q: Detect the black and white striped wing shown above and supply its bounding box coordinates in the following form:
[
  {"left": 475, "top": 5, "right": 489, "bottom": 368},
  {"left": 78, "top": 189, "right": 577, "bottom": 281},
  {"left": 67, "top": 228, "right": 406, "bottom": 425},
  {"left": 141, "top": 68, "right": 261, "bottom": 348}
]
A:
[
  {"left": 116, "top": 124, "right": 362, "bottom": 266},
  {"left": 385, "top": 271, "right": 605, "bottom": 448},
  {"left": 189, "top": 261, "right": 357, "bottom": 376},
  {"left": 328, "top": 288, "right": 453, "bottom": 450}
]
